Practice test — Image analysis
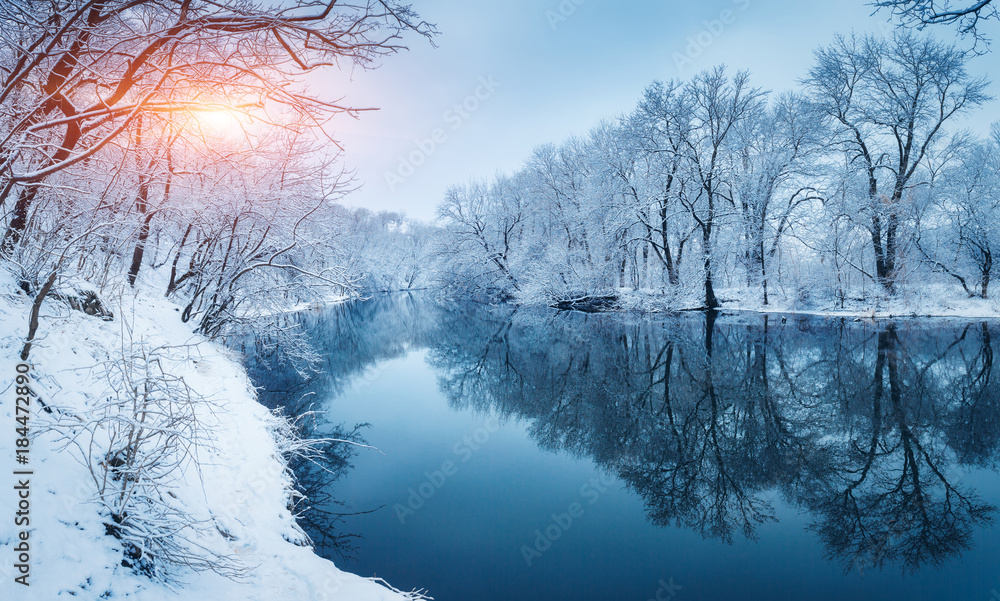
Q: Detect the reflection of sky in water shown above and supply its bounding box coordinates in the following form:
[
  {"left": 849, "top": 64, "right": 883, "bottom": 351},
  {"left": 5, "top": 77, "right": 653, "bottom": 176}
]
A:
[{"left": 248, "top": 296, "right": 1000, "bottom": 601}]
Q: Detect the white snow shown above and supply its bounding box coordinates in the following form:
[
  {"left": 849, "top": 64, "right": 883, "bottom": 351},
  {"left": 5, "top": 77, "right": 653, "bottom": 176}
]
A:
[
  {"left": 0, "top": 268, "right": 425, "bottom": 601},
  {"left": 612, "top": 283, "right": 1000, "bottom": 318}
]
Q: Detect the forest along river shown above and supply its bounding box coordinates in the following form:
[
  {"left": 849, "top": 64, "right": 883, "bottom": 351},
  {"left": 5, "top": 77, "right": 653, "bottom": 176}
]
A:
[{"left": 245, "top": 294, "right": 1000, "bottom": 601}]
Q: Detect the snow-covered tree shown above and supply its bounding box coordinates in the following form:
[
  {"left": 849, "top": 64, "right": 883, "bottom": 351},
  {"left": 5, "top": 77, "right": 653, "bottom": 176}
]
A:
[
  {"left": 680, "top": 67, "right": 766, "bottom": 308},
  {"left": 873, "top": 0, "right": 998, "bottom": 45},
  {"left": 731, "top": 92, "right": 824, "bottom": 304},
  {"left": 804, "top": 31, "right": 989, "bottom": 294},
  {"left": 915, "top": 128, "right": 1000, "bottom": 298}
]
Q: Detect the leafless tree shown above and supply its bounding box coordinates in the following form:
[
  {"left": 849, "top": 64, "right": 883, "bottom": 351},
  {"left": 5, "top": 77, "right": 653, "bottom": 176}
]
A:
[
  {"left": 804, "top": 31, "right": 990, "bottom": 294},
  {"left": 681, "top": 67, "right": 766, "bottom": 309},
  {"left": 436, "top": 177, "right": 524, "bottom": 299},
  {"left": 914, "top": 128, "right": 1000, "bottom": 298},
  {"left": 48, "top": 343, "right": 248, "bottom": 581},
  {"left": 732, "top": 93, "right": 824, "bottom": 305},
  {"left": 0, "top": 0, "right": 434, "bottom": 253},
  {"left": 627, "top": 80, "right": 695, "bottom": 289},
  {"left": 873, "top": 0, "right": 998, "bottom": 46}
]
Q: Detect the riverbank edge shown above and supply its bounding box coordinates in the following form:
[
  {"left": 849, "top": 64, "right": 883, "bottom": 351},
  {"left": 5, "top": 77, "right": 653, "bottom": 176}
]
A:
[{"left": 541, "top": 287, "right": 1000, "bottom": 320}]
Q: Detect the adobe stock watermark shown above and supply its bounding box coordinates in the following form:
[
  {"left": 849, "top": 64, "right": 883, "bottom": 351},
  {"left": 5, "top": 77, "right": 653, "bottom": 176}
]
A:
[
  {"left": 546, "top": 0, "right": 586, "bottom": 31},
  {"left": 520, "top": 471, "right": 615, "bottom": 567},
  {"left": 393, "top": 416, "right": 501, "bottom": 524},
  {"left": 673, "top": 0, "right": 751, "bottom": 73},
  {"left": 647, "top": 577, "right": 683, "bottom": 601},
  {"left": 350, "top": 363, "right": 385, "bottom": 393},
  {"left": 384, "top": 75, "right": 501, "bottom": 192}
]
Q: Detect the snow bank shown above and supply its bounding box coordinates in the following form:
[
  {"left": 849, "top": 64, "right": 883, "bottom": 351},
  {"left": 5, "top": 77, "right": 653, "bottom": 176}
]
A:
[
  {"left": 0, "top": 270, "right": 422, "bottom": 601},
  {"left": 609, "top": 284, "right": 1000, "bottom": 318}
]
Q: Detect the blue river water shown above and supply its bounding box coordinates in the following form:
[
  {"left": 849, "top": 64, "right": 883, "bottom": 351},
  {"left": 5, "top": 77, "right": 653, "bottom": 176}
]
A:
[{"left": 246, "top": 294, "right": 1000, "bottom": 601}]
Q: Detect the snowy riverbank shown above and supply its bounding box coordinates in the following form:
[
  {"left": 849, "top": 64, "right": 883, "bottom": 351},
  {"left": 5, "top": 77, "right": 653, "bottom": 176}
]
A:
[
  {"left": 607, "top": 284, "right": 1000, "bottom": 319},
  {"left": 0, "top": 269, "right": 423, "bottom": 601}
]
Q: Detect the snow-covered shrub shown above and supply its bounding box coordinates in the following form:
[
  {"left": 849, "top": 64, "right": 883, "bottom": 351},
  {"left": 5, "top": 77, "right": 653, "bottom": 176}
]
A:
[
  {"left": 268, "top": 409, "right": 370, "bottom": 559},
  {"left": 64, "top": 344, "right": 246, "bottom": 582}
]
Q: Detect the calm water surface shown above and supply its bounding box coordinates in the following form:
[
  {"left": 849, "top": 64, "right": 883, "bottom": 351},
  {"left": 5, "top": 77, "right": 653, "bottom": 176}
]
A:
[{"left": 247, "top": 294, "right": 1000, "bottom": 601}]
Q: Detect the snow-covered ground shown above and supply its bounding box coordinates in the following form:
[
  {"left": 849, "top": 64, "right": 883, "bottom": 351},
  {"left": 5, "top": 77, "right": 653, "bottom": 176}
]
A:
[
  {"left": 0, "top": 268, "right": 423, "bottom": 601},
  {"left": 613, "top": 283, "right": 1000, "bottom": 318}
]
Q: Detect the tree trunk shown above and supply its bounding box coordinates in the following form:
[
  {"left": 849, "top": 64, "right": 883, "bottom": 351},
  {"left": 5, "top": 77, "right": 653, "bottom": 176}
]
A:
[
  {"left": 166, "top": 223, "right": 194, "bottom": 296},
  {"left": 871, "top": 202, "right": 900, "bottom": 294},
  {"left": 660, "top": 203, "right": 679, "bottom": 286},
  {"left": 982, "top": 251, "right": 992, "bottom": 299},
  {"left": 127, "top": 177, "right": 152, "bottom": 286},
  {"left": 760, "top": 234, "right": 769, "bottom": 306},
  {"left": 21, "top": 270, "right": 58, "bottom": 360},
  {"left": 2, "top": 186, "right": 39, "bottom": 255},
  {"left": 703, "top": 223, "right": 719, "bottom": 309},
  {"left": 642, "top": 241, "right": 649, "bottom": 289}
]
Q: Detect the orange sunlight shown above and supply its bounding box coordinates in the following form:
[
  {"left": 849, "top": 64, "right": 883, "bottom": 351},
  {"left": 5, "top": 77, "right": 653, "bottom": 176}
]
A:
[{"left": 190, "top": 106, "right": 252, "bottom": 141}]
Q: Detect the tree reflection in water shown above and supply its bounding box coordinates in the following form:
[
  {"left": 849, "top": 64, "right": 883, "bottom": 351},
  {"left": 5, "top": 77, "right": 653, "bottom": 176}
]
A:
[
  {"left": 424, "top": 301, "right": 999, "bottom": 573},
  {"left": 246, "top": 294, "right": 1000, "bottom": 574}
]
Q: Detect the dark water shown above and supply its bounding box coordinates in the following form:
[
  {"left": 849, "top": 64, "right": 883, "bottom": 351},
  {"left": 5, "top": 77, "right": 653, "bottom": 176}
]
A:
[{"left": 246, "top": 294, "right": 1000, "bottom": 601}]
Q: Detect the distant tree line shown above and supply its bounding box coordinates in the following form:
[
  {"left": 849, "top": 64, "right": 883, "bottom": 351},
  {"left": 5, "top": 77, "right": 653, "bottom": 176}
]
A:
[{"left": 434, "top": 31, "right": 997, "bottom": 311}]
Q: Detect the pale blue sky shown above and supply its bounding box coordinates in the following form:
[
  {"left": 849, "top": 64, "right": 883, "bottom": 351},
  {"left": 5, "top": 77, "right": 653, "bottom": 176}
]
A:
[{"left": 316, "top": 0, "right": 1000, "bottom": 221}]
